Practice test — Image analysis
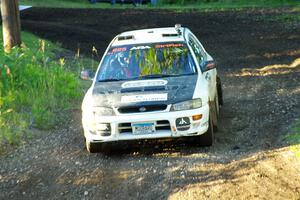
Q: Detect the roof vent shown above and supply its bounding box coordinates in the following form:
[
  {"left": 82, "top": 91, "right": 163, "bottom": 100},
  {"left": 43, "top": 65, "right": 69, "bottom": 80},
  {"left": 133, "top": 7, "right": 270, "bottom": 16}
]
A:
[
  {"left": 118, "top": 35, "right": 134, "bottom": 41},
  {"left": 162, "top": 33, "right": 180, "bottom": 37}
]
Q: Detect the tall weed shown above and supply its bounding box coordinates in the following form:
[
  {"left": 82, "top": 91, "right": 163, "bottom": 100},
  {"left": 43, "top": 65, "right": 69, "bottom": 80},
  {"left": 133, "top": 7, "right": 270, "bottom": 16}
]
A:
[{"left": 0, "top": 38, "right": 80, "bottom": 146}]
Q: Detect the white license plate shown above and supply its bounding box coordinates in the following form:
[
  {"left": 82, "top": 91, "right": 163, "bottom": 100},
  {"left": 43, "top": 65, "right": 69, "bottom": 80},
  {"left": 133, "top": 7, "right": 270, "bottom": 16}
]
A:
[{"left": 132, "top": 122, "right": 155, "bottom": 135}]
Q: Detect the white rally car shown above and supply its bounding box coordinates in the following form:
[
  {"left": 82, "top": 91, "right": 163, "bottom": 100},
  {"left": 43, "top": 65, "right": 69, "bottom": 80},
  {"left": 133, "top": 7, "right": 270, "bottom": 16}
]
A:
[{"left": 81, "top": 25, "right": 223, "bottom": 153}]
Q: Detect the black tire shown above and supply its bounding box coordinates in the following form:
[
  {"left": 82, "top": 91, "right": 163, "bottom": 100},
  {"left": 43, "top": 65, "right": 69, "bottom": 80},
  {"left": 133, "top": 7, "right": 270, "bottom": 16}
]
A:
[
  {"left": 213, "top": 92, "right": 219, "bottom": 132},
  {"left": 215, "top": 91, "right": 220, "bottom": 118},
  {"left": 217, "top": 76, "right": 223, "bottom": 106},
  {"left": 198, "top": 115, "right": 214, "bottom": 146},
  {"left": 86, "top": 140, "right": 101, "bottom": 153}
]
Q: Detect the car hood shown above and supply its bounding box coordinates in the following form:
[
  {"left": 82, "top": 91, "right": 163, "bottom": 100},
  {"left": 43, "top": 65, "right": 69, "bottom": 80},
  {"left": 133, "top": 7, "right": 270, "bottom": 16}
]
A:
[{"left": 91, "top": 75, "right": 198, "bottom": 107}]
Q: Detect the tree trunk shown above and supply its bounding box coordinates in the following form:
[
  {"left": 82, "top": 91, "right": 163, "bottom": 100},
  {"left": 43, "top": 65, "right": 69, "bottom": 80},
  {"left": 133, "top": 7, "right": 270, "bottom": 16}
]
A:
[{"left": 1, "top": 0, "right": 21, "bottom": 53}]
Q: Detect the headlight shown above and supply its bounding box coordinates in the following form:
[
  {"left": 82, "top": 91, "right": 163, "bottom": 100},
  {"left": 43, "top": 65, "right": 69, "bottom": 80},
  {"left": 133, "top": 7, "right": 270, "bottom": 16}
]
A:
[
  {"left": 93, "top": 107, "right": 115, "bottom": 116},
  {"left": 171, "top": 99, "right": 202, "bottom": 111},
  {"left": 87, "top": 119, "right": 97, "bottom": 133},
  {"left": 82, "top": 109, "right": 97, "bottom": 133},
  {"left": 82, "top": 106, "right": 114, "bottom": 133}
]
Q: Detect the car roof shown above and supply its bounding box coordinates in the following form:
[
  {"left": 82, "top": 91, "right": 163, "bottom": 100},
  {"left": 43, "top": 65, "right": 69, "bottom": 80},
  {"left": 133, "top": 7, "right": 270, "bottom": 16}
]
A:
[{"left": 111, "top": 27, "right": 186, "bottom": 47}]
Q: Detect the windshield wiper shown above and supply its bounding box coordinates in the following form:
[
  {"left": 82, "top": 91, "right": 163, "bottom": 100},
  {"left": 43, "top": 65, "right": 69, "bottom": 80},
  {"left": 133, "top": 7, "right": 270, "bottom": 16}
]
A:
[
  {"left": 138, "top": 74, "right": 170, "bottom": 79},
  {"left": 98, "top": 73, "right": 196, "bottom": 82},
  {"left": 138, "top": 73, "right": 196, "bottom": 79},
  {"left": 98, "top": 78, "right": 122, "bottom": 82}
]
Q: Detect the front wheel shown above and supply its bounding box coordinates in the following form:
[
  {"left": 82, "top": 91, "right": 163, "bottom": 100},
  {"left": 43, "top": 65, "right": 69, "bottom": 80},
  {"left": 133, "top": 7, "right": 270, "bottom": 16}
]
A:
[
  {"left": 86, "top": 140, "right": 101, "bottom": 153},
  {"left": 198, "top": 115, "right": 214, "bottom": 146},
  {"left": 217, "top": 76, "right": 223, "bottom": 106},
  {"left": 212, "top": 91, "right": 220, "bottom": 131}
]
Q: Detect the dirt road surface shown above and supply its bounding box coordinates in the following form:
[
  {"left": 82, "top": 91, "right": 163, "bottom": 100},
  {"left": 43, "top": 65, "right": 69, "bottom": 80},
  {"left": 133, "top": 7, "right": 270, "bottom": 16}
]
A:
[{"left": 1, "top": 8, "right": 300, "bottom": 199}]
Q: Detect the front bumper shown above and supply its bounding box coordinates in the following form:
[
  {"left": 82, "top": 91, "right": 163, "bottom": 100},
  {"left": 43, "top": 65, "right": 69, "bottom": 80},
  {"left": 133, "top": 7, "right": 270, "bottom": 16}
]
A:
[{"left": 83, "top": 104, "right": 209, "bottom": 143}]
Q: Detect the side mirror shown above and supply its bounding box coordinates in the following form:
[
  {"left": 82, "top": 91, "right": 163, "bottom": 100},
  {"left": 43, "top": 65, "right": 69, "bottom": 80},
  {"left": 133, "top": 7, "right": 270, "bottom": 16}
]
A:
[
  {"left": 202, "top": 60, "right": 216, "bottom": 72},
  {"left": 80, "top": 69, "right": 95, "bottom": 81}
]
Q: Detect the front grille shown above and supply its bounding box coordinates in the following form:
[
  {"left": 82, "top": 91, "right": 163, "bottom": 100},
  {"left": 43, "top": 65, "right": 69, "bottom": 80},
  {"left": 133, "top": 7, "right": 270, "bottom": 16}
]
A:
[
  {"left": 118, "top": 123, "right": 132, "bottom": 133},
  {"left": 156, "top": 120, "right": 171, "bottom": 131},
  {"left": 118, "top": 104, "right": 167, "bottom": 114},
  {"left": 118, "top": 120, "right": 171, "bottom": 134}
]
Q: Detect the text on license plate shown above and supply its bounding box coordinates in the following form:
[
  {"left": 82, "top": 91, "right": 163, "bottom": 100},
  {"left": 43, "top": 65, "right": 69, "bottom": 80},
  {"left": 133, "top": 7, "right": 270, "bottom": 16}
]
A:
[{"left": 132, "top": 122, "right": 155, "bottom": 134}]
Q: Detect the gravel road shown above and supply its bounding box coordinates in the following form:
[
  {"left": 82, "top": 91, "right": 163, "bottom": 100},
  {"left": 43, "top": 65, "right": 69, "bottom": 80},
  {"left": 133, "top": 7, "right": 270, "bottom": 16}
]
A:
[{"left": 1, "top": 8, "right": 300, "bottom": 200}]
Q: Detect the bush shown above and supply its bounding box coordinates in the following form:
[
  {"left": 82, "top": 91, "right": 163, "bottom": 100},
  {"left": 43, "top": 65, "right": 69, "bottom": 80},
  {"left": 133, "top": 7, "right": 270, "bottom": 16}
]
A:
[
  {"left": 287, "top": 119, "right": 300, "bottom": 158},
  {"left": 0, "top": 37, "right": 81, "bottom": 146},
  {"left": 159, "top": 0, "right": 221, "bottom": 5},
  {"left": 159, "top": 0, "right": 298, "bottom": 6}
]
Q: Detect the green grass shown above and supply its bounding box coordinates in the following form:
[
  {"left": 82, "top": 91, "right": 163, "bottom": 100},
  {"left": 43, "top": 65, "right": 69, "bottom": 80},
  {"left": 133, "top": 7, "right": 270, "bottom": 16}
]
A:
[
  {"left": 254, "top": 11, "right": 300, "bottom": 23},
  {"left": 275, "top": 13, "right": 300, "bottom": 22},
  {"left": 21, "top": 0, "right": 103, "bottom": 8},
  {"left": 0, "top": 29, "right": 93, "bottom": 151},
  {"left": 287, "top": 119, "right": 300, "bottom": 158},
  {"left": 20, "top": 0, "right": 300, "bottom": 10}
]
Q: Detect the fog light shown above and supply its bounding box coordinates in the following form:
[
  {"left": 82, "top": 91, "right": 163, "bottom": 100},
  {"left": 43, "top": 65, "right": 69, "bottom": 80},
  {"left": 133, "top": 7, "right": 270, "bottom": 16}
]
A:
[
  {"left": 97, "top": 123, "right": 111, "bottom": 131},
  {"left": 192, "top": 114, "right": 202, "bottom": 121},
  {"left": 99, "top": 131, "right": 111, "bottom": 136},
  {"left": 96, "top": 123, "right": 111, "bottom": 136}
]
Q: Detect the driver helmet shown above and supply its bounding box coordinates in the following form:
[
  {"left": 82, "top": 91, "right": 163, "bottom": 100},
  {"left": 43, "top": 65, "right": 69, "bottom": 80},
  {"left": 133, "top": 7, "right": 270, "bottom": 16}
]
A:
[{"left": 117, "top": 52, "right": 129, "bottom": 67}]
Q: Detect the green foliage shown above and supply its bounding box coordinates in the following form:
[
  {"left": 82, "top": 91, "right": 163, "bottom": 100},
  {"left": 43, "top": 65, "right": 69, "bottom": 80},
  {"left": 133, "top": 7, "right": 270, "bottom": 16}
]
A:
[
  {"left": 20, "top": 0, "right": 300, "bottom": 9},
  {"left": 275, "top": 13, "right": 300, "bottom": 22},
  {"left": 286, "top": 119, "right": 300, "bottom": 158},
  {"left": 0, "top": 31, "right": 81, "bottom": 147},
  {"left": 287, "top": 119, "right": 300, "bottom": 144},
  {"left": 131, "top": 46, "right": 189, "bottom": 76},
  {"left": 159, "top": 0, "right": 299, "bottom": 6},
  {"left": 21, "top": 0, "right": 100, "bottom": 8}
]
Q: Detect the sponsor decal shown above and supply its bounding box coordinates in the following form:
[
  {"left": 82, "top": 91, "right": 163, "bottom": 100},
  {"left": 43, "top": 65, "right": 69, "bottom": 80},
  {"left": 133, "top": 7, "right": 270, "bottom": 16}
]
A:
[
  {"left": 111, "top": 47, "right": 127, "bottom": 53},
  {"left": 121, "top": 93, "right": 168, "bottom": 103},
  {"left": 179, "top": 118, "right": 188, "bottom": 125},
  {"left": 175, "top": 117, "right": 191, "bottom": 131},
  {"left": 155, "top": 43, "right": 184, "bottom": 48},
  {"left": 122, "top": 80, "right": 168, "bottom": 88},
  {"left": 130, "top": 46, "right": 151, "bottom": 50}
]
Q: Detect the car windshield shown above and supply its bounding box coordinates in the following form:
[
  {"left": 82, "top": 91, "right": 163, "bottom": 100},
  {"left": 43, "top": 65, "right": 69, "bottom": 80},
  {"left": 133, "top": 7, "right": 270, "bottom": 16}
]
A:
[{"left": 96, "top": 42, "right": 197, "bottom": 82}]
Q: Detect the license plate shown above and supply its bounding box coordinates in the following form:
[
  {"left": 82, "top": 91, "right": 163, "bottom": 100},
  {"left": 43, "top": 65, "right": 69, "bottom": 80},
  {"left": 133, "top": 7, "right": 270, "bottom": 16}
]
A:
[{"left": 132, "top": 122, "right": 155, "bottom": 135}]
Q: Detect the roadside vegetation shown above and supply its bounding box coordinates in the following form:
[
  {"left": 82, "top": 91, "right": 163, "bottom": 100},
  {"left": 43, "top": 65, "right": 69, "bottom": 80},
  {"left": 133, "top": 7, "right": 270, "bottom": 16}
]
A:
[
  {"left": 255, "top": 9, "right": 300, "bottom": 22},
  {"left": 275, "top": 13, "right": 300, "bottom": 22},
  {"left": 287, "top": 119, "right": 300, "bottom": 158},
  {"left": 0, "top": 29, "right": 89, "bottom": 152},
  {"left": 20, "top": 0, "right": 300, "bottom": 10}
]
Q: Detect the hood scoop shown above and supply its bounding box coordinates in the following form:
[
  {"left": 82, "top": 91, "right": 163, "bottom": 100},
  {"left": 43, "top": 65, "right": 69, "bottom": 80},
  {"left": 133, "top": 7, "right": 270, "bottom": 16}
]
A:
[
  {"left": 96, "top": 84, "right": 180, "bottom": 95},
  {"left": 121, "top": 88, "right": 142, "bottom": 93},
  {"left": 144, "top": 86, "right": 166, "bottom": 91},
  {"left": 121, "top": 86, "right": 167, "bottom": 93}
]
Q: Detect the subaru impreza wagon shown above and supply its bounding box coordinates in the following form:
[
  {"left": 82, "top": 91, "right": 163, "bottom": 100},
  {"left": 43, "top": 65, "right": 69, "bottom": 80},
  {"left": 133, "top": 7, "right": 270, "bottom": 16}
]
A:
[{"left": 81, "top": 25, "right": 223, "bottom": 153}]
